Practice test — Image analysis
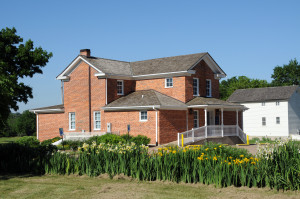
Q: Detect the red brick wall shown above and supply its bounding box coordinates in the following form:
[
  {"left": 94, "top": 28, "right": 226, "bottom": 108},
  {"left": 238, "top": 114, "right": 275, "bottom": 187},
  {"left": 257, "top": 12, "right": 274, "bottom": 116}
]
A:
[
  {"left": 223, "top": 111, "right": 243, "bottom": 128},
  {"left": 185, "top": 60, "right": 220, "bottom": 102},
  {"left": 104, "top": 110, "right": 157, "bottom": 144},
  {"left": 107, "top": 79, "right": 135, "bottom": 104},
  {"left": 158, "top": 110, "right": 187, "bottom": 144},
  {"left": 135, "top": 77, "right": 186, "bottom": 102},
  {"left": 38, "top": 113, "right": 65, "bottom": 141}
]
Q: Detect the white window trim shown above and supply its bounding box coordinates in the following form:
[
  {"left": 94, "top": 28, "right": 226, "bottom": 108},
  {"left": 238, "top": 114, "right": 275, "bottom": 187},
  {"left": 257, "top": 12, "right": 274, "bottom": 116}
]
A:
[
  {"left": 94, "top": 111, "right": 101, "bottom": 130},
  {"left": 193, "top": 110, "right": 199, "bottom": 128},
  {"left": 165, "top": 78, "right": 173, "bottom": 88},
  {"left": 139, "top": 111, "right": 148, "bottom": 122},
  {"left": 117, "top": 80, "right": 124, "bottom": 95},
  {"left": 193, "top": 78, "right": 199, "bottom": 96},
  {"left": 69, "top": 112, "right": 75, "bottom": 130},
  {"left": 206, "top": 79, "right": 212, "bottom": 97}
]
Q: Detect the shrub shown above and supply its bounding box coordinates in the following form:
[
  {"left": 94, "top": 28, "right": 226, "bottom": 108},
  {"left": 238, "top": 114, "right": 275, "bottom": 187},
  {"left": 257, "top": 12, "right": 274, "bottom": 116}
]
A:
[
  {"left": 41, "top": 137, "right": 61, "bottom": 146},
  {"left": 86, "top": 134, "right": 125, "bottom": 145},
  {"left": 130, "top": 135, "right": 151, "bottom": 145},
  {"left": 15, "top": 136, "right": 40, "bottom": 147},
  {"left": 120, "top": 134, "right": 133, "bottom": 142},
  {"left": 61, "top": 140, "right": 84, "bottom": 151}
]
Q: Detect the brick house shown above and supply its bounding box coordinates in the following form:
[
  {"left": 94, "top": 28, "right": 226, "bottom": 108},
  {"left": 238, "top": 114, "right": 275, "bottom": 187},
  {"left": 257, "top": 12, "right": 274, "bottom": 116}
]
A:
[{"left": 31, "top": 49, "right": 245, "bottom": 145}]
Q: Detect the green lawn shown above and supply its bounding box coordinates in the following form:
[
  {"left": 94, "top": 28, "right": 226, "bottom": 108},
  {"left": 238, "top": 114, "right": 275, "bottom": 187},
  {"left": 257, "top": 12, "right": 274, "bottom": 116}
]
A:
[
  {"left": 0, "top": 174, "right": 298, "bottom": 199},
  {"left": 0, "top": 137, "right": 22, "bottom": 144}
]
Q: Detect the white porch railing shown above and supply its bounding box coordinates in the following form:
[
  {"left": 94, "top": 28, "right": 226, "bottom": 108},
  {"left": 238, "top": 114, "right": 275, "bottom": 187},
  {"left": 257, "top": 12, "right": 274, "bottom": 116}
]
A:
[
  {"left": 178, "top": 125, "right": 247, "bottom": 146},
  {"left": 63, "top": 131, "right": 120, "bottom": 141}
]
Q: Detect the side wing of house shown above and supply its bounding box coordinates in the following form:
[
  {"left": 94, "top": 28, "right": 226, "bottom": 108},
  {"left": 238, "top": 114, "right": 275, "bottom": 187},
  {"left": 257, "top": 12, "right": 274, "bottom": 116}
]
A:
[
  {"left": 288, "top": 88, "right": 300, "bottom": 135},
  {"left": 241, "top": 101, "right": 289, "bottom": 137}
]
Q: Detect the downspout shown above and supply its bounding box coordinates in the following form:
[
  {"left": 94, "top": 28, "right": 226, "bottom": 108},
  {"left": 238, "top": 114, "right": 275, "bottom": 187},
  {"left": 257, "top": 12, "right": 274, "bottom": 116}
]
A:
[
  {"left": 153, "top": 106, "right": 158, "bottom": 146},
  {"left": 88, "top": 66, "right": 91, "bottom": 132},
  {"left": 36, "top": 112, "right": 39, "bottom": 140},
  {"left": 105, "top": 78, "right": 108, "bottom": 105},
  {"left": 61, "top": 80, "right": 64, "bottom": 104}
]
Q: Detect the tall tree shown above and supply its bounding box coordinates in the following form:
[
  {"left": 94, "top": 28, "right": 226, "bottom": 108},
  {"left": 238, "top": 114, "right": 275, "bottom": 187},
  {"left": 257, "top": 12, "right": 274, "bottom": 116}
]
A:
[
  {"left": 220, "top": 76, "right": 269, "bottom": 100},
  {"left": 0, "top": 27, "right": 52, "bottom": 129},
  {"left": 271, "top": 58, "right": 300, "bottom": 86}
]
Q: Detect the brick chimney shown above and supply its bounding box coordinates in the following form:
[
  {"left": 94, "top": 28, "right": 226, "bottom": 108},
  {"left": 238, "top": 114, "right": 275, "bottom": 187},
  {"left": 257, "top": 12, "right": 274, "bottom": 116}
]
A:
[{"left": 80, "top": 49, "right": 91, "bottom": 57}]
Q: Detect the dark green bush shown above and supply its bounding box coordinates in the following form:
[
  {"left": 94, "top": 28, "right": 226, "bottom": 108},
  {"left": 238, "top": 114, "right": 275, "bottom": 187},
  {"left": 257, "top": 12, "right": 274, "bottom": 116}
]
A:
[
  {"left": 61, "top": 140, "right": 84, "bottom": 151},
  {"left": 87, "top": 134, "right": 125, "bottom": 145},
  {"left": 41, "top": 137, "right": 61, "bottom": 146},
  {"left": 120, "top": 134, "right": 133, "bottom": 142},
  {"left": 130, "top": 135, "right": 151, "bottom": 145},
  {"left": 15, "top": 136, "right": 40, "bottom": 147}
]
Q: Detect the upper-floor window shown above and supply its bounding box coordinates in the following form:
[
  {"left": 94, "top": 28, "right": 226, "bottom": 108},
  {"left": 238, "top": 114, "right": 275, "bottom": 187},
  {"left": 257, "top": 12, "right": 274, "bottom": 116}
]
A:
[
  {"left": 69, "top": 112, "right": 75, "bottom": 130},
  {"left": 193, "top": 78, "right": 199, "bottom": 96},
  {"left": 276, "top": 101, "right": 280, "bottom": 106},
  {"left": 193, "top": 110, "right": 199, "bottom": 128},
  {"left": 206, "top": 79, "right": 212, "bottom": 97},
  {"left": 94, "top": 111, "right": 101, "bottom": 130},
  {"left": 276, "top": 117, "right": 280, "bottom": 124},
  {"left": 262, "top": 102, "right": 265, "bottom": 106},
  {"left": 262, "top": 117, "right": 266, "bottom": 126},
  {"left": 140, "top": 111, "right": 148, "bottom": 121},
  {"left": 165, "top": 78, "right": 173, "bottom": 88},
  {"left": 117, "top": 80, "right": 124, "bottom": 95}
]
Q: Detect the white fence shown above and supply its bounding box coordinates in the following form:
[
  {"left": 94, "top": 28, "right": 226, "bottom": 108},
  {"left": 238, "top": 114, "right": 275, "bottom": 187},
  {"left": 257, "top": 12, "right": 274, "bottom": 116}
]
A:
[
  {"left": 178, "top": 125, "right": 247, "bottom": 146},
  {"left": 63, "top": 131, "right": 120, "bottom": 141}
]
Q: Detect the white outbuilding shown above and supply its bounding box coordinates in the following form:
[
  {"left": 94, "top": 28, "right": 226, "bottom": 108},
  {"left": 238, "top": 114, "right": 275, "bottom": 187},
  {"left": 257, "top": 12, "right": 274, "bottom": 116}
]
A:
[{"left": 228, "top": 85, "right": 300, "bottom": 138}]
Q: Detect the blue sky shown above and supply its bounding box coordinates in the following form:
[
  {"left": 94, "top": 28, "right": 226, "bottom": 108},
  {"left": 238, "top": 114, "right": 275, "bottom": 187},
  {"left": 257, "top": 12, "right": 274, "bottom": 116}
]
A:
[{"left": 1, "top": 0, "right": 300, "bottom": 112}]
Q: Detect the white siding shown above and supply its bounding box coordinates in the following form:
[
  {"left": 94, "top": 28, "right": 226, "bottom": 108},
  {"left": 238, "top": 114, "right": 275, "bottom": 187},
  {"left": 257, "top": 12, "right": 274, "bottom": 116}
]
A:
[
  {"left": 288, "top": 91, "right": 300, "bottom": 135},
  {"left": 241, "top": 101, "right": 289, "bottom": 137}
]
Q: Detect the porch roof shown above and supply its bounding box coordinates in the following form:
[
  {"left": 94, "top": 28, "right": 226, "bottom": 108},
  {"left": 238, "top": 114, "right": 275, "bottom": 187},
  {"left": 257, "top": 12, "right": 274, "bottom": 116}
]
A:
[
  {"left": 103, "top": 90, "right": 187, "bottom": 111},
  {"left": 186, "top": 97, "right": 246, "bottom": 110},
  {"left": 30, "top": 104, "right": 64, "bottom": 113}
]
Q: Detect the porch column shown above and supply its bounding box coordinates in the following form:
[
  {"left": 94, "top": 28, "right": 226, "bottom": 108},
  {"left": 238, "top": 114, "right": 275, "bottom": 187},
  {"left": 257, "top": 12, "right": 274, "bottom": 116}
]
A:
[
  {"left": 156, "top": 110, "right": 158, "bottom": 146},
  {"left": 204, "top": 108, "right": 207, "bottom": 138},
  {"left": 236, "top": 109, "right": 239, "bottom": 136},
  {"left": 221, "top": 108, "right": 224, "bottom": 137}
]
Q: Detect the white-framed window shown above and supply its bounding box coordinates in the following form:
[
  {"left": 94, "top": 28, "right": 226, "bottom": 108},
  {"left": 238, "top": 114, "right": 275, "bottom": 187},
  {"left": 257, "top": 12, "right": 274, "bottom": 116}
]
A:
[
  {"left": 193, "top": 110, "right": 199, "bottom": 128},
  {"left": 165, "top": 78, "right": 173, "bottom": 88},
  {"left": 69, "top": 112, "right": 75, "bottom": 130},
  {"left": 117, "top": 80, "right": 124, "bottom": 95},
  {"left": 140, "top": 111, "right": 148, "bottom": 121},
  {"left": 193, "top": 78, "right": 199, "bottom": 96},
  {"left": 276, "top": 101, "right": 280, "bottom": 106},
  {"left": 276, "top": 117, "right": 280, "bottom": 124},
  {"left": 262, "top": 117, "right": 266, "bottom": 126},
  {"left": 262, "top": 102, "right": 265, "bottom": 106},
  {"left": 206, "top": 79, "right": 212, "bottom": 97},
  {"left": 94, "top": 111, "right": 101, "bottom": 130}
]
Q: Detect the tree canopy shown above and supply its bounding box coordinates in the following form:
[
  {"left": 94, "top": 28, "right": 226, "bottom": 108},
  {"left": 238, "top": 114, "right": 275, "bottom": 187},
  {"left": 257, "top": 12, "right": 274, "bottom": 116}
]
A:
[
  {"left": 271, "top": 58, "right": 300, "bottom": 86},
  {"left": 220, "top": 76, "right": 269, "bottom": 100},
  {"left": 0, "top": 27, "right": 52, "bottom": 129}
]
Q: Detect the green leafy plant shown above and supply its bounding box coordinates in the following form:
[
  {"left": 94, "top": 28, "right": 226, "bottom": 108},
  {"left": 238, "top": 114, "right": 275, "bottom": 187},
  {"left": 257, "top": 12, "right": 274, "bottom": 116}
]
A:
[
  {"left": 15, "top": 136, "right": 40, "bottom": 147},
  {"left": 130, "top": 135, "right": 150, "bottom": 145}
]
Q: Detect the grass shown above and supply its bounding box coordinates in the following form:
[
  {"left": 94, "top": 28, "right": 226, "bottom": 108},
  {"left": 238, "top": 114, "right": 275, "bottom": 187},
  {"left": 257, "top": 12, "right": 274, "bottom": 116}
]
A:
[
  {"left": 0, "top": 137, "right": 22, "bottom": 144},
  {"left": 0, "top": 174, "right": 298, "bottom": 199}
]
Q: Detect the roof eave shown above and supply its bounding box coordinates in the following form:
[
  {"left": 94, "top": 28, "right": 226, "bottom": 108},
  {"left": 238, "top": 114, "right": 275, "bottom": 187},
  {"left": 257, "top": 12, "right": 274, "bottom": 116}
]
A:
[{"left": 30, "top": 109, "right": 65, "bottom": 114}]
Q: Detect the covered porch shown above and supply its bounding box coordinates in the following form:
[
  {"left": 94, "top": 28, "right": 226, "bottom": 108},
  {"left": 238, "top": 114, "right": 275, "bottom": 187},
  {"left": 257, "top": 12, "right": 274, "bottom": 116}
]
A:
[{"left": 179, "top": 97, "right": 247, "bottom": 146}]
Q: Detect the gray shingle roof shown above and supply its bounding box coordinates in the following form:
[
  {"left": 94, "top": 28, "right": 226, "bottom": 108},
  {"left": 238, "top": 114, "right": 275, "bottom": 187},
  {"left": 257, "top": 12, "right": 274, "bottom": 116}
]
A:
[
  {"left": 104, "top": 90, "right": 187, "bottom": 109},
  {"left": 227, "top": 85, "right": 299, "bottom": 103},
  {"left": 83, "top": 56, "right": 132, "bottom": 75},
  {"left": 32, "top": 104, "right": 64, "bottom": 110},
  {"left": 187, "top": 97, "right": 241, "bottom": 106},
  {"left": 130, "top": 53, "right": 207, "bottom": 75},
  {"left": 81, "top": 53, "right": 207, "bottom": 76}
]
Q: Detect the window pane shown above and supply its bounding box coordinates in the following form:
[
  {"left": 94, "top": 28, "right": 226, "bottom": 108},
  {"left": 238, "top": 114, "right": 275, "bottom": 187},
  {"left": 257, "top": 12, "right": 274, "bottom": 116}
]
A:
[
  {"left": 193, "top": 79, "right": 198, "bottom": 95},
  {"left": 262, "top": 117, "right": 266, "bottom": 126},
  {"left": 117, "top": 81, "right": 123, "bottom": 94},
  {"left": 193, "top": 111, "right": 198, "bottom": 128},
  {"left": 140, "top": 111, "right": 147, "bottom": 120},
  {"left": 206, "top": 80, "right": 211, "bottom": 97},
  {"left": 166, "top": 78, "right": 173, "bottom": 87},
  {"left": 276, "top": 117, "right": 280, "bottom": 124},
  {"left": 94, "top": 112, "right": 101, "bottom": 129}
]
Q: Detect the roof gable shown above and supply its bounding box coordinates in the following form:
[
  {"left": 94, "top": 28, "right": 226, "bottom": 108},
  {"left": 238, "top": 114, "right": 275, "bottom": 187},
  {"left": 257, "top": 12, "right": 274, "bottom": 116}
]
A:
[
  {"left": 57, "top": 52, "right": 226, "bottom": 80},
  {"left": 227, "top": 85, "right": 299, "bottom": 103}
]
